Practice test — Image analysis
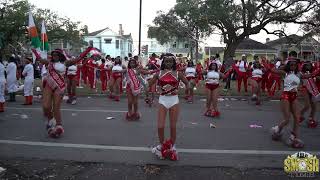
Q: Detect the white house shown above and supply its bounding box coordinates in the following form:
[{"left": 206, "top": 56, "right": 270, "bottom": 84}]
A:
[
  {"left": 84, "top": 24, "right": 133, "bottom": 58},
  {"left": 146, "top": 39, "right": 190, "bottom": 57}
]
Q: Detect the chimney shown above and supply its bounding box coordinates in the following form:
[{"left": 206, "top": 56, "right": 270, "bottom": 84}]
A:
[
  {"left": 266, "top": 38, "right": 270, "bottom": 43},
  {"left": 119, "top": 24, "right": 124, "bottom": 36}
]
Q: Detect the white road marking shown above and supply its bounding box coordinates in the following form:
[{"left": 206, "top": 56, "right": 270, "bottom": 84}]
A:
[
  {"left": 0, "top": 140, "right": 319, "bottom": 155},
  {"left": 6, "top": 107, "right": 127, "bottom": 113}
]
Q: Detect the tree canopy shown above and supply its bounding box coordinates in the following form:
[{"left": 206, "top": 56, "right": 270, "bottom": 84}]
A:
[
  {"left": 0, "top": 0, "right": 87, "bottom": 56},
  {"left": 148, "top": 0, "right": 318, "bottom": 62}
]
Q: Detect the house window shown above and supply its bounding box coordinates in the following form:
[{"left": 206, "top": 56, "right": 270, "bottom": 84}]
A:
[
  {"left": 104, "top": 38, "right": 112, "bottom": 44},
  {"left": 63, "top": 41, "right": 68, "bottom": 48},
  {"left": 116, "top": 40, "right": 119, "bottom": 49},
  {"left": 185, "top": 44, "right": 189, "bottom": 49},
  {"left": 120, "top": 40, "right": 123, "bottom": 49},
  {"left": 172, "top": 42, "right": 177, "bottom": 48}
]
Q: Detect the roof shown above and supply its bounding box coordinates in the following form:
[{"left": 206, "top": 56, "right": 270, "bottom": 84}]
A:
[
  {"left": 237, "top": 38, "right": 275, "bottom": 50},
  {"left": 204, "top": 38, "right": 275, "bottom": 55},
  {"left": 87, "top": 27, "right": 110, "bottom": 36},
  {"left": 266, "top": 34, "right": 320, "bottom": 52},
  {"left": 204, "top": 47, "right": 224, "bottom": 55},
  {"left": 266, "top": 34, "right": 304, "bottom": 47}
]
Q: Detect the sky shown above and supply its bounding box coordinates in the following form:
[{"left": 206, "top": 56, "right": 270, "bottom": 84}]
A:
[{"left": 28, "top": 0, "right": 303, "bottom": 53}]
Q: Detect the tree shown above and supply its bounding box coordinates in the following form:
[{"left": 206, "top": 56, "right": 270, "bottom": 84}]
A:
[
  {"left": 302, "top": 4, "right": 320, "bottom": 36},
  {"left": 0, "top": 0, "right": 88, "bottom": 56},
  {"left": 33, "top": 8, "right": 86, "bottom": 52},
  {"left": 148, "top": 0, "right": 211, "bottom": 61},
  {"left": 0, "top": 0, "right": 29, "bottom": 55},
  {"left": 201, "top": 0, "right": 318, "bottom": 62}
]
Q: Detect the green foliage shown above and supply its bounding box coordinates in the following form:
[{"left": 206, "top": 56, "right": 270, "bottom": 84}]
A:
[
  {"left": 0, "top": 0, "right": 87, "bottom": 54},
  {"left": 0, "top": 0, "right": 29, "bottom": 51},
  {"left": 149, "top": 0, "right": 318, "bottom": 61}
]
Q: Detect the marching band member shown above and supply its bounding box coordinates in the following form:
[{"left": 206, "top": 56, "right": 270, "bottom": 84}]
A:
[
  {"left": 87, "top": 54, "right": 99, "bottom": 90},
  {"left": 105, "top": 55, "right": 113, "bottom": 92},
  {"left": 66, "top": 62, "right": 78, "bottom": 104},
  {"left": 145, "top": 58, "right": 159, "bottom": 106},
  {"left": 99, "top": 59, "right": 108, "bottom": 93},
  {"left": 22, "top": 57, "right": 34, "bottom": 105},
  {"left": 235, "top": 54, "right": 248, "bottom": 93},
  {"left": 299, "top": 61, "right": 319, "bottom": 128},
  {"left": 148, "top": 53, "right": 189, "bottom": 161},
  {"left": 270, "top": 58, "right": 319, "bottom": 148},
  {"left": 81, "top": 57, "right": 88, "bottom": 85},
  {"left": 6, "top": 57, "right": 18, "bottom": 102},
  {"left": 108, "top": 58, "right": 126, "bottom": 101},
  {"left": 185, "top": 61, "right": 196, "bottom": 103},
  {"left": 0, "top": 58, "right": 6, "bottom": 112}
]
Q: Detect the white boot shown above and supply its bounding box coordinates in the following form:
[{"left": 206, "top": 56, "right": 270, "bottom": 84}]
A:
[{"left": 152, "top": 145, "right": 164, "bottom": 159}]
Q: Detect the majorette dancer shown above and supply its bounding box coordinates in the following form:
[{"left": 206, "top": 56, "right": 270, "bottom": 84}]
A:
[
  {"left": 299, "top": 61, "right": 319, "bottom": 128},
  {"left": 38, "top": 47, "right": 92, "bottom": 138},
  {"left": 22, "top": 57, "right": 34, "bottom": 105},
  {"left": 235, "top": 54, "right": 248, "bottom": 93},
  {"left": 124, "top": 58, "right": 154, "bottom": 120},
  {"left": 185, "top": 61, "right": 196, "bottom": 103},
  {"left": 148, "top": 53, "right": 189, "bottom": 161},
  {"left": 0, "top": 58, "right": 6, "bottom": 112},
  {"left": 108, "top": 58, "right": 126, "bottom": 101},
  {"left": 66, "top": 62, "right": 78, "bottom": 105},
  {"left": 270, "top": 58, "right": 319, "bottom": 148},
  {"left": 203, "top": 62, "right": 230, "bottom": 117},
  {"left": 249, "top": 61, "right": 264, "bottom": 105}
]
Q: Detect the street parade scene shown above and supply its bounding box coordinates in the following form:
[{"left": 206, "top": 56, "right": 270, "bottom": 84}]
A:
[{"left": 0, "top": 0, "right": 320, "bottom": 179}]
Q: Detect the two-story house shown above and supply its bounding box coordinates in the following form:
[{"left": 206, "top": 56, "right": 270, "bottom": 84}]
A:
[
  {"left": 147, "top": 39, "right": 190, "bottom": 57},
  {"left": 84, "top": 24, "right": 133, "bottom": 58},
  {"left": 266, "top": 34, "right": 320, "bottom": 61}
]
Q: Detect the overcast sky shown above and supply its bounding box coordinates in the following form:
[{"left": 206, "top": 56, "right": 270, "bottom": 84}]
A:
[{"left": 29, "top": 0, "right": 303, "bottom": 53}]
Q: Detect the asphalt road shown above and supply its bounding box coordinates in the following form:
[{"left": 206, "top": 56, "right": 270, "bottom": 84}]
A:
[{"left": 0, "top": 95, "right": 319, "bottom": 179}]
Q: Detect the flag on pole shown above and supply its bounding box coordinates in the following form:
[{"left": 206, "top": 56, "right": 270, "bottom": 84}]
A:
[
  {"left": 40, "top": 20, "right": 49, "bottom": 59},
  {"left": 28, "top": 10, "right": 41, "bottom": 63}
]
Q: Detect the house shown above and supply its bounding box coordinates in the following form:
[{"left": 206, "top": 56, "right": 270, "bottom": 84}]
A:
[
  {"left": 204, "top": 38, "right": 277, "bottom": 61},
  {"left": 84, "top": 24, "right": 133, "bottom": 58},
  {"left": 147, "top": 39, "right": 190, "bottom": 57},
  {"left": 266, "top": 34, "right": 320, "bottom": 61}
]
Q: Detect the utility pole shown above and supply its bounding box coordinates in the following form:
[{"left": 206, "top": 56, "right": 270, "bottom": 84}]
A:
[{"left": 138, "top": 0, "right": 142, "bottom": 55}]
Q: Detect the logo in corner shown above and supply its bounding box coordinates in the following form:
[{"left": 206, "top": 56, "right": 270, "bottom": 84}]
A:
[{"left": 284, "top": 151, "right": 319, "bottom": 177}]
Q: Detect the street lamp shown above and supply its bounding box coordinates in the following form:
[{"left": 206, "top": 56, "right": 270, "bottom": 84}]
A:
[{"left": 138, "top": 0, "right": 142, "bottom": 55}]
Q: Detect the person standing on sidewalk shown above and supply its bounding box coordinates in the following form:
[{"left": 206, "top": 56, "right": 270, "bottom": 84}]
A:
[
  {"left": 6, "top": 57, "right": 17, "bottom": 102},
  {"left": 22, "top": 57, "right": 34, "bottom": 105},
  {"left": 0, "top": 58, "right": 6, "bottom": 112}
]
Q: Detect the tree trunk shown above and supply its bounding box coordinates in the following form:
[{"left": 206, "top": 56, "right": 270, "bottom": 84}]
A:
[
  {"left": 195, "top": 28, "right": 199, "bottom": 62},
  {"left": 190, "top": 42, "right": 194, "bottom": 60},
  {"left": 223, "top": 40, "right": 241, "bottom": 67}
]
